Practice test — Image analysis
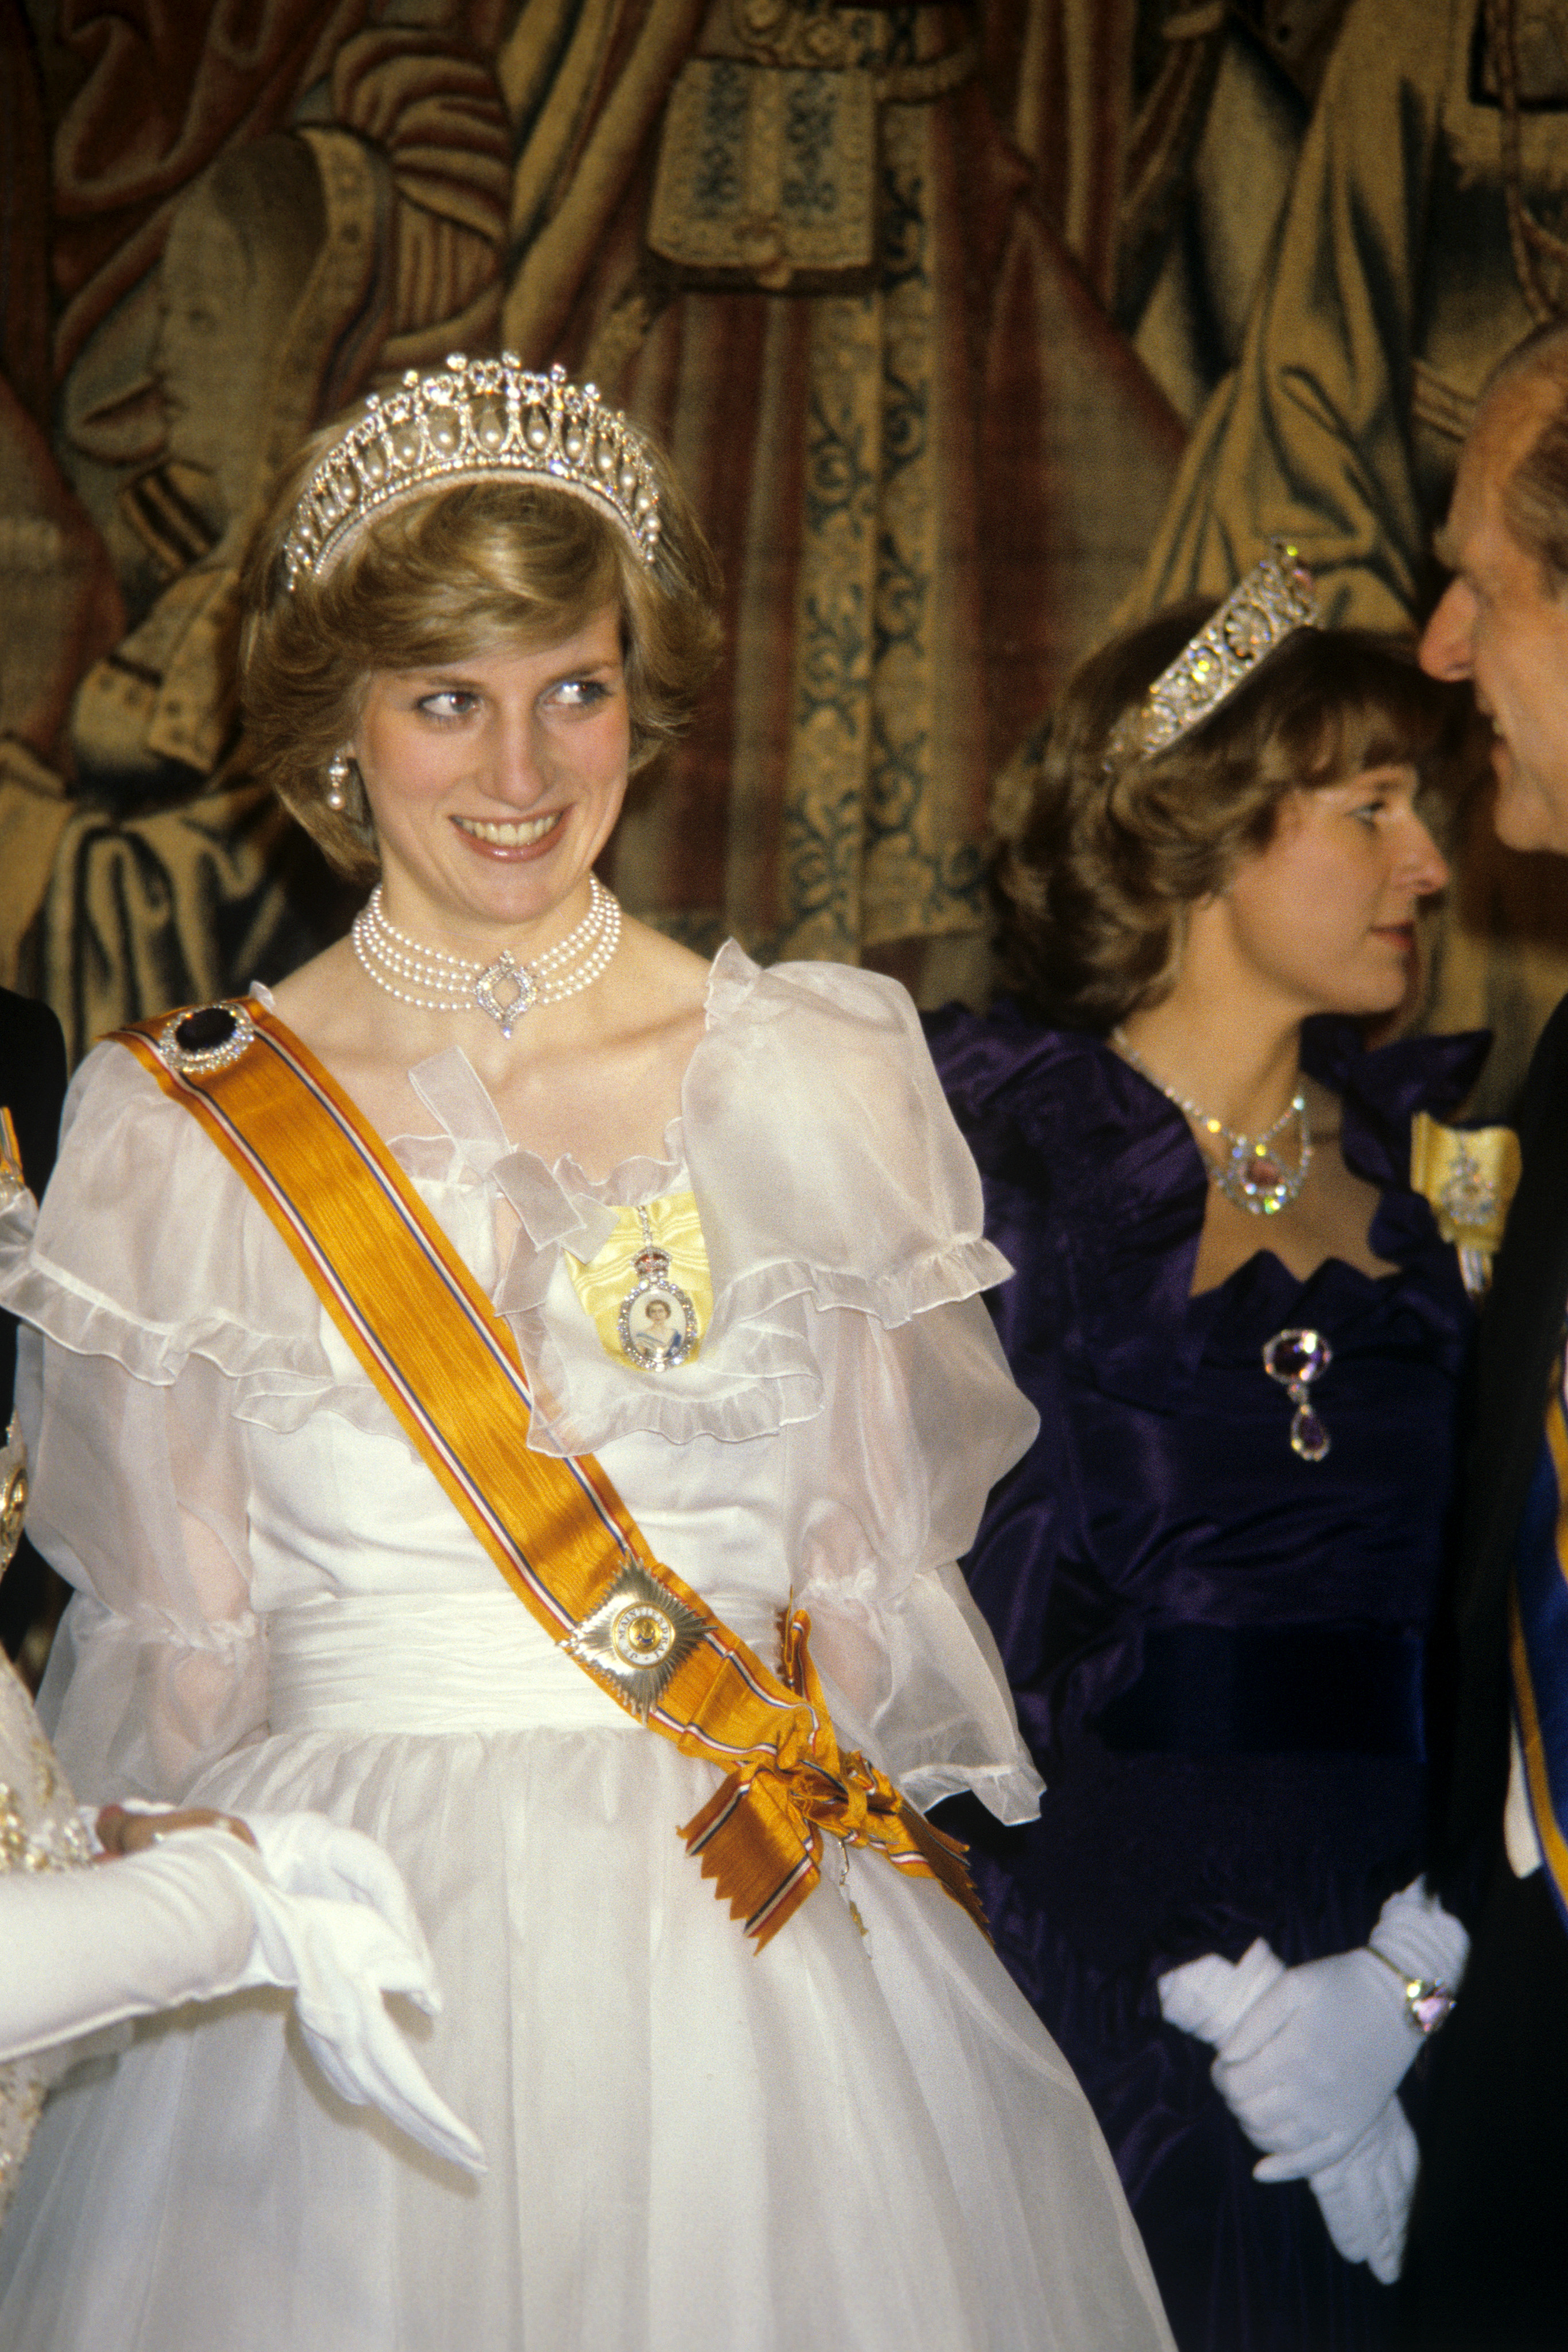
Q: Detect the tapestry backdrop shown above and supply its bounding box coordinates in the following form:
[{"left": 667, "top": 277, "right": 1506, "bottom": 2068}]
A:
[{"left": 2, "top": 0, "right": 1566, "bottom": 1112}]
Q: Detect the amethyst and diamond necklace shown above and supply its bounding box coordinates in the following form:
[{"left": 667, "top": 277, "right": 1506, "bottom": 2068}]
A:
[{"left": 1110, "top": 1028, "right": 1311, "bottom": 1217}]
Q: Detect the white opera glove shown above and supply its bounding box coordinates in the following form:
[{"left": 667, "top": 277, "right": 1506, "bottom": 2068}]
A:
[
  {"left": 1210, "top": 1879, "right": 1468, "bottom": 2181},
  {"left": 221, "top": 1816, "right": 486, "bottom": 2175},
  {"left": 242, "top": 1811, "right": 434, "bottom": 1939},
  {"left": 0, "top": 1819, "right": 484, "bottom": 2175},
  {"left": 1306, "top": 2100, "right": 1420, "bottom": 2285}
]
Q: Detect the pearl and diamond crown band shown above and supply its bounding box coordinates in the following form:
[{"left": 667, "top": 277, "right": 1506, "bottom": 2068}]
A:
[
  {"left": 284, "top": 356, "right": 661, "bottom": 591},
  {"left": 1107, "top": 537, "right": 1320, "bottom": 767}
]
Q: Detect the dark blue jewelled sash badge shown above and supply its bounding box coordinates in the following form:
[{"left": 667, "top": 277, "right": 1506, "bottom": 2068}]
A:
[{"left": 156, "top": 1000, "right": 257, "bottom": 1078}]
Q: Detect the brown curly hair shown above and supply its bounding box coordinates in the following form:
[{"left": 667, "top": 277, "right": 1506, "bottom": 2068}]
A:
[
  {"left": 239, "top": 409, "right": 724, "bottom": 883},
  {"left": 993, "top": 604, "right": 1478, "bottom": 1032}
]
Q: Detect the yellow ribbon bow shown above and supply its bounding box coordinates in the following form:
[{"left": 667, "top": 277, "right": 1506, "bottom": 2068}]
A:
[{"left": 1410, "top": 1112, "right": 1522, "bottom": 1298}]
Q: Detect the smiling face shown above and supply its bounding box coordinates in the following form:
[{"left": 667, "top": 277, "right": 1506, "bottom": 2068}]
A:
[
  {"left": 1196, "top": 765, "right": 1449, "bottom": 1023},
  {"left": 350, "top": 606, "right": 630, "bottom": 949},
  {"left": 1420, "top": 376, "right": 1568, "bottom": 853}
]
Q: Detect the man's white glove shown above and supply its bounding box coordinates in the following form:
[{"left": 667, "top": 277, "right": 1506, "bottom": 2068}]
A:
[
  {"left": 1307, "top": 2102, "right": 1420, "bottom": 2285},
  {"left": 1209, "top": 1881, "right": 1466, "bottom": 2181}
]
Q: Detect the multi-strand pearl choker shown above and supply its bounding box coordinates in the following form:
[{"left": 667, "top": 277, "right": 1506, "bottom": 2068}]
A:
[{"left": 353, "top": 875, "right": 622, "bottom": 1039}]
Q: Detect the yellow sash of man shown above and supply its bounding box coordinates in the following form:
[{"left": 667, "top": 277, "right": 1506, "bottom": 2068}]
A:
[{"left": 117, "top": 1001, "right": 981, "bottom": 1950}]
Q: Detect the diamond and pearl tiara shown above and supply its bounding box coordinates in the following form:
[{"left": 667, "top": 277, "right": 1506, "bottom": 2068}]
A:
[
  {"left": 1106, "top": 538, "right": 1319, "bottom": 766},
  {"left": 282, "top": 355, "right": 661, "bottom": 592}
]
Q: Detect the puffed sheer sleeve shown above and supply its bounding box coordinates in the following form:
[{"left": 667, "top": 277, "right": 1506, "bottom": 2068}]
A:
[
  {"left": 783, "top": 1286, "right": 1044, "bottom": 1823},
  {"left": 675, "top": 956, "right": 1045, "bottom": 1822},
  {"left": 7, "top": 1046, "right": 272, "bottom": 1801}
]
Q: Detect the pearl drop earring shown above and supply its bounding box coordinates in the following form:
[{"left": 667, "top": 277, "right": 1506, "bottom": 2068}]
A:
[{"left": 326, "top": 752, "right": 352, "bottom": 812}]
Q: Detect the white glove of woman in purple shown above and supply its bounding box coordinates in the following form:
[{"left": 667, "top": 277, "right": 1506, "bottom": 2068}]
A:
[
  {"left": 1206, "top": 1881, "right": 1466, "bottom": 2181},
  {"left": 1156, "top": 1885, "right": 1465, "bottom": 2284},
  {"left": 1306, "top": 2103, "right": 1420, "bottom": 2285}
]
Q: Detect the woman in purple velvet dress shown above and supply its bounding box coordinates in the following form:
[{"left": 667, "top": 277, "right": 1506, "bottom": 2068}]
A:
[{"left": 928, "top": 558, "right": 1490, "bottom": 2352}]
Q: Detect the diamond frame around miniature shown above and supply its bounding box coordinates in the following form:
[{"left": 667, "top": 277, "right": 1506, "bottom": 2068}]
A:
[{"left": 282, "top": 355, "right": 661, "bottom": 590}]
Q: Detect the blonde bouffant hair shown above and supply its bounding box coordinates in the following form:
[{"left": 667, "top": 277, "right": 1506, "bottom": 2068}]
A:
[
  {"left": 239, "top": 413, "right": 724, "bottom": 884},
  {"left": 992, "top": 604, "right": 1477, "bottom": 1032}
]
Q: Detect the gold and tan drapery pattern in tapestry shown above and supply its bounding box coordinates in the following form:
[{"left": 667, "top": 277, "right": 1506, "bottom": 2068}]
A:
[
  {"left": 1121, "top": 0, "right": 1568, "bottom": 1116},
  {"left": 498, "top": 0, "right": 1184, "bottom": 988},
  {"left": 24, "top": 0, "right": 1554, "bottom": 1078},
  {"left": 0, "top": 9, "right": 513, "bottom": 1057},
  {"left": 2, "top": 0, "right": 1195, "bottom": 1055}
]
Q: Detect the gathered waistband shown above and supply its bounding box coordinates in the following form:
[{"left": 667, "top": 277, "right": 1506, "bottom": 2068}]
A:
[
  {"left": 266, "top": 1588, "right": 637, "bottom": 1735},
  {"left": 264, "top": 1584, "right": 784, "bottom": 1736}
]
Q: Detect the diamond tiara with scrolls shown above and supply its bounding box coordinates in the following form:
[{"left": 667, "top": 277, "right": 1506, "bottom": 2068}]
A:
[
  {"left": 282, "top": 354, "right": 661, "bottom": 592},
  {"left": 1106, "top": 538, "right": 1319, "bottom": 766}
]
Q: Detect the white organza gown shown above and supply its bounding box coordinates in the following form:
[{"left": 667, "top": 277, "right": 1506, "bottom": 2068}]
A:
[{"left": 0, "top": 948, "right": 1172, "bottom": 2352}]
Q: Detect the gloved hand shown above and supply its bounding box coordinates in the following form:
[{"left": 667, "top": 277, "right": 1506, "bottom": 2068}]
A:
[
  {"left": 1157, "top": 1930, "right": 1428, "bottom": 2281},
  {"left": 0, "top": 1810, "right": 485, "bottom": 2176},
  {"left": 244, "top": 1811, "right": 435, "bottom": 1949},
  {"left": 1157, "top": 1937, "right": 1286, "bottom": 2046},
  {"left": 1307, "top": 2099, "right": 1420, "bottom": 2285},
  {"left": 1211, "top": 1880, "right": 1467, "bottom": 2181},
  {"left": 224, "top": 1814, "right": 485, "bottom": 2175}
]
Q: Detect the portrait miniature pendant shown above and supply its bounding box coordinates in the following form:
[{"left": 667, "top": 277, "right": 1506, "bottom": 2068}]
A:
[
  {"left": 617, "top": 1205, "right": 698, "bottom": 1372},
  {"left": 1263, "top": 1327, "right": 1333, "bottom": 1461}
]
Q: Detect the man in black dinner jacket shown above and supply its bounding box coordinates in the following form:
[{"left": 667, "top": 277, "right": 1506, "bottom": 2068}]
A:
[
  {"left": 0, "top": 984, "right": 67, "bottom": 1663},
  {"left": 1402, "top": 322, "right": 1568, "bottom": 2349}
]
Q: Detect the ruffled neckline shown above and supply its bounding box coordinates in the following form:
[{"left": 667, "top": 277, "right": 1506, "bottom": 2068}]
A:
[
  {"left": 927, "top": 1003, "right": 1487, "bottom": 1414},
  {"left": 235, "top": 943, "right": 1011, "bottom": 1457}
]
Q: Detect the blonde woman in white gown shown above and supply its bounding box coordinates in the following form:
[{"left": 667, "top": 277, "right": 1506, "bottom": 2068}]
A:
[{"left": 0, "top": 359, "right": 1173, "bottom": 2352}]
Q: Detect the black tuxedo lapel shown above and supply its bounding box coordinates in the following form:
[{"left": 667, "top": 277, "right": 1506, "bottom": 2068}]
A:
[
  {"left": 1465, "top": 1046, "right": 1568, "bottom": 1618},
  {"left": 1441, "top": 995, "right": 1568, "bottom": 1879},
  {"left": 0, "top": 985, "right": 68, "bottom": 1663}
]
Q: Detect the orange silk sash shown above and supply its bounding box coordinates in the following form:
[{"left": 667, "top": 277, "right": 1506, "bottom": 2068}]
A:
[{"left": 117, "top": 1002, "right": 981, "bottom": 1949}]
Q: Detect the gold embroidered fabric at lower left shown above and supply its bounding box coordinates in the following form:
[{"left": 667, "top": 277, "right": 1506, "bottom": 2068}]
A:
[{"left": 0, "top": 1654, "right": 94, "bottom": 2223}]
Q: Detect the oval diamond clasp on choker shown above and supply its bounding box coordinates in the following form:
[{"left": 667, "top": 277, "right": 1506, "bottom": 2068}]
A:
[
  {"left": 156, "top": 1000, "right": 256, "bottom": 1077},
  {"left": 471, "top": 952, "right": 539, "bottom": 1036},
  {"left": 617, "top": 1205, "right": 699, "bottom": 1372},
  {"left": 1263, "top": 1327, "right": 1333, "bottom": 1461}
]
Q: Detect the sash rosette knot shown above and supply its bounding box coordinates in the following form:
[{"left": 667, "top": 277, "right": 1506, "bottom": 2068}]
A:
[{"left": 680, "top": 1609, "right": 985, "bottom": 1949}]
